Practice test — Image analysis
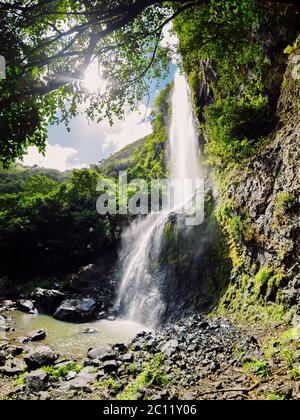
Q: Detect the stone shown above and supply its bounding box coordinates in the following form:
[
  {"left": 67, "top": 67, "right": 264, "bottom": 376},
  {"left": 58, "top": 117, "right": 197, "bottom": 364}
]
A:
[
  {"left": 0, "top": 359, "right": 27, "bottom": 376},
  {"left": 275, "top": 385, "right": 293, "bottom": 399},
  {"left": 39, "top": 391, "right": 50, "bottom": 400},
  {"left": 87, "top": 346, "right": 113, "bottom": 360},
  {"left": 0, "top": 314, "right": 6, "bottom": 325},
  {"left": 17, "top": 299, "right": 37, "bottom": 314},
  {"left": 53, "top": 298, "right": 97, "bottom": 323},
  {"left": 26, "top": 370, "right": 49, "bottom": 392},
  {"left": 24, "top": 346, "right": 57, "bottom": 369},
  {"left": 82, "top": 328, "right": 97, "bottom": 334},
  {"left": 21, "top": 329, "right": 46, "bottom": 343},
  {"left": 122, "top": 353, "right": 134, "bottom": 363},
  {"left": 161, "top": 339, "right": 179, "bottom": 357},
  {"left": 113, "top": 343, "right": 127, "bottom": 352},
  {"left": 31, "top": 288, "right": 65, "bottom": 314},
  {"left": 0, "top": 351, "right": 6, "bottom": 366},
  {"left": 69, "top": 378, "right": 92, "bottom": 393},
  {"left": 101, "top": 360, "right": 120, "bottom": 373},
  {"left": 65, "top": 371, "right": 77, "bottom": 381}
]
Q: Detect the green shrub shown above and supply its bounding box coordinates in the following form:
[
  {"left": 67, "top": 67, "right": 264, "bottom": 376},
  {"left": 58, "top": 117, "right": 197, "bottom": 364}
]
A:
[
  {"left": 244, "top": 360, "right": 270, "bottom": 378},
  {"left": 42, "top": 363, "right": 82, "bottom": 380},
  {"left": 274, "top": 192, "right": 297, "bottom": 217},
  {"left": 204, "top": 95, "right": 269, "bottom": 166}
]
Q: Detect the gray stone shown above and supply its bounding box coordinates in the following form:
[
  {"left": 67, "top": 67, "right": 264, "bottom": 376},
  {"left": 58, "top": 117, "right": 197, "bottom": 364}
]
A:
[
  {"left": 101, "top": 360, "right": 120, "bottom": 373},
  {"left": 69, "top": 378, "right": 92, "bottom": 393},
  {"left": 65, "top": 371, "right": 77, "bottom": 381},
  {"left": 21, "top": 329, "right": 46, "bottom": 343},
  {"left": 54, "top": 298, "right": 97, "bottom": 322},
  {"left": 87, "top": 346, "right": 112, "bottom": 360},
  {"left": 0, "top": 351, "right": 6, "bottom": 366},
  {"left": 122, "top": 353, "right": 134, "bottom": 363},
  {"left": 31, "top": 288, "right": 65, "bottom": 314},
  {"left": 26, "top": 370, "right": 48, "bottom": 392},
  {"left": 82, "top": 327, "right": 97, "bottom": 334},
  {"left": 24, "top": 346, "right": 57, "bottom": 369},
  {"left": 17, "top": 299, "right": 37, "bottom": 314},
  {"left": 0, "top": 359, "right": 27, "bottom": 376},
  {"left": 161, "top": 339, "right": 179, "bottom": 357}
]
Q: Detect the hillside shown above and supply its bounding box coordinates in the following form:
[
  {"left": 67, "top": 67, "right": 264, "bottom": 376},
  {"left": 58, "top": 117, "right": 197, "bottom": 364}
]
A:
[{"left": 95, "top": 137, "right": 148, "bottom": 178}]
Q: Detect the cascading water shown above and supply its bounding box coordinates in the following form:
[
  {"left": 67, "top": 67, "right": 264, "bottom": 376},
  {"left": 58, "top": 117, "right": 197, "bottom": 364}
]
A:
[{"left": 116, "top": 70, "right": 201, "bottom": 328}]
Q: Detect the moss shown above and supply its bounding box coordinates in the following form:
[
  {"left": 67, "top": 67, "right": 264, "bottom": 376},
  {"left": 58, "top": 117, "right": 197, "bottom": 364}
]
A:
[
  {"left": 127, "top": 363, "right": 139, "bottom": 376},
  {"left": 41, "top": 363, "right": 82, "bottom": 380},
  {"left": 290, "top": 367, "right": 300, "bottom": 380},
  {"left": 264, "top": 327, "right": 300, "bottom": 370},
  {"left": 204, "top": 95, "right": 269, "bottom": 166},
  {"left": 274, "top": 191, "right": 297, "bottom": 218},
  {"left": 244, "top": 360, "right": 270, "bottom": 378},
  {"left": 266, "top": 393, "right": 286, "bottom": 401},
  {"left": 117, "top": 354, "right": 169, "bottom": 400},
  {"left": 14, "top": 373, "right": 26, "bottom": 386},
  {"left": 95, "top": 378, "right": 121, "bottom": 392},
  {"left": 283, "top": 37, "right": 300, "bottom": 55},
  {"left": 254, "top": 267, "right": 275, "bottom": 297}
]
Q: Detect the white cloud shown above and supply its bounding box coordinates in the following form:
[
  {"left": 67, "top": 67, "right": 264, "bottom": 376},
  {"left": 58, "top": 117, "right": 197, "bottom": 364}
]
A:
[
  {"left": 161, "top": 23, "right": 178, "bottom": 51},
  {"left": 22, "top": 143, "right": 87, "bottom": 171},
  {"left": 101, "top": 104, "right": 152, "bottom": 151},
  {"left": 22, "top": 104, "right": 153, "bottom": 170}
]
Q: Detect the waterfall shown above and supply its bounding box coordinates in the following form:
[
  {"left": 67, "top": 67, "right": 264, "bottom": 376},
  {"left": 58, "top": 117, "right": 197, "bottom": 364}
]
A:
[{"left": 115, "top": 70, "right": 201, "bottom": 328}]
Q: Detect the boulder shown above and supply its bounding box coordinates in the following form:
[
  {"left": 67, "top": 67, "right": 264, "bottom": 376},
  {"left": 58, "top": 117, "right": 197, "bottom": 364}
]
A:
[
  {"left": 0, "top": 314, "right": 6, "bottom": 325},
  {"left": 53, "top": 298, "right": 97, "bottom": 323},
  {"left": 31, "top": 288, "right": 65, "bottom": 314},
  {"left": 160, "top": 339, "right": 179, "bottom": 357},
  {"left": 26, "top": 370, "right": 49, "bottom": 392},
  {"left": 65, "top": 371, "right": 77, "bottom": 381},
  {"left": 0, "top": 359, "right": 27, "bottom": 376},
  {"left": 122, "top": 353, "right": 134, "bottom": 363},
  {"left": 17, "top": 299, "right": 37, "bottom": 314},
  {"left": 21, "top": 329, "right": 46, "bottom": 343},
  {"left": 24, "top": 346, "right": 57, "bottom": 369},
  {"left": 87, "top": 346, "right": 116, "bottom": 361},
  {"left": 101, "top": 360, "right": 120, "bottom": 374},
  {"left": 0, "top": 351, "right": 6, "bottom": 366}
]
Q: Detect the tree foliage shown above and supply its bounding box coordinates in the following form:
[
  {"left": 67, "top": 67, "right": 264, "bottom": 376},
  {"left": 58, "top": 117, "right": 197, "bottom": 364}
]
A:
[
  {"left": 0, "top": 0, "right": 198, "bottom": 166},
  {"left": 0, "top": 0, "right": 298, "bottom": 166}
]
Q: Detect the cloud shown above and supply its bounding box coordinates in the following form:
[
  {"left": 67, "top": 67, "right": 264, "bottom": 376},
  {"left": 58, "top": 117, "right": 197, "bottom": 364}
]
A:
[
  {"left": 161, "top": 23, "right": 178, "bottom": 48},
  {"left": 101, "top": 104, "right": 152, "bottom": 151},
  {"left": 21, "top": 143, "right": 87, "bottom": 171},
  {"left": 21, "top": 104, "right": 152, "bottom": 170}
]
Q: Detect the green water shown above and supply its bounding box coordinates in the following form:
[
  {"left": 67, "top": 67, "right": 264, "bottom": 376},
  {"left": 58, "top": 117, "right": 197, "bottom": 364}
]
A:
[{"left": 1, "top": 311, "right": 149, "bottom": 359}]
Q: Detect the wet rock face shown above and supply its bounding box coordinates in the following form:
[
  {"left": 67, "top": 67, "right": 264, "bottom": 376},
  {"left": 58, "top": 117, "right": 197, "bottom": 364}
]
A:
[
  {"left": 17, "top": 300, "right": 37, "bottom": 315},
  {"left": 230, "top": 59, "right": 300, "bottom": 305},
  {"left": 153, "top": 203, "right": 231, "bottom": 325},
  {"left": 30, "top": 288, "right": 65, "bottom": 315},
  {"left": 53, "top": 298, "right": 98, "bottom": 323}
]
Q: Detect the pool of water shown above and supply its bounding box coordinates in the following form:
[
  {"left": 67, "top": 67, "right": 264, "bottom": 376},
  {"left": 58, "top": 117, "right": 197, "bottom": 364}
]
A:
[{"left": 1, "top": 311, "right": 150, "bottom": 359}]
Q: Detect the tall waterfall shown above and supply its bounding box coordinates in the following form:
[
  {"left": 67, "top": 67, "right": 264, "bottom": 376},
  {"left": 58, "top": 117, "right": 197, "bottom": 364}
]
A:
[{"left": 115, "top": 71, "right": 201, "bottom": 328}]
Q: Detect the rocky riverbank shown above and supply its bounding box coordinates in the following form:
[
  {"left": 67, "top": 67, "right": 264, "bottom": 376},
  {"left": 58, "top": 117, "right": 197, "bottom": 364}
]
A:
[{"left": 1, "top": 309, "right": 300, "bottom": 400}]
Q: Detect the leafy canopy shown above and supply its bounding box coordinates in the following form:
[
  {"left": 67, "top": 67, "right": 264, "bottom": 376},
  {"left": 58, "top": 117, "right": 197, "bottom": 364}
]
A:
[{"left": 0, "top": 0, "right": 198, "bottom": 166}]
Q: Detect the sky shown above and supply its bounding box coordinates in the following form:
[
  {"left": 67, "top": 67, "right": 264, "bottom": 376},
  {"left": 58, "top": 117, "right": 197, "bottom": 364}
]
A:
[{"left": 22, "top": 27, "right": 177, "bottom": 171}]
